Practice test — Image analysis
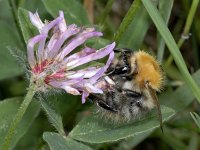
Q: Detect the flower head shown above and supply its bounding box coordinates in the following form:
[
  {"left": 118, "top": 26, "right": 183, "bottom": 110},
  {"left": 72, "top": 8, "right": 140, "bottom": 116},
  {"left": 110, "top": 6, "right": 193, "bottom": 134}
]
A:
[{"left": 27, "top": 11, "right": 115, "bottom": 103}]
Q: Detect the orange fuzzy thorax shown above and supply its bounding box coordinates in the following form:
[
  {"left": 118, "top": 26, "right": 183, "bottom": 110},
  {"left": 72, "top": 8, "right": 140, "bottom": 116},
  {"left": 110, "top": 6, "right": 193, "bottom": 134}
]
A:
[{"left": 133, "top": 51, "right": 163, "bottom": 91}]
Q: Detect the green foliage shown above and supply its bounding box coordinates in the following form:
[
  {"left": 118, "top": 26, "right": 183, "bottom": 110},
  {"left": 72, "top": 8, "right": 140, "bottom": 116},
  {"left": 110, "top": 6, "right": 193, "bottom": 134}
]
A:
[
  {"left": 118, "top": 6, "right": 150, "bottom": 50},
  {"left": 0, "top": 21, "right": 23, "bottom": 80},
  {"left": 42, "top": 0, "right": 90, "bottom": 25},
  {"left": 18, "top": 8, "right": 38, "bottom": 44},
  {"left": 0, "top": 97, "right": 40, "bottom": 149},
  {"left": 69, "top": 106, "right": 174, "bottom": 143},
  {"left": 157, "top": 0, "right": 174, "bottom": 62},
  {"left": 40, "top": 98, "right": 65, "bottom": 135},
  {"left": 43, "top": 132, "right": 93, "bottom": 150},
  {"left": 190, "top": 112, "right": 200, "bottom": 128},
  {"left": 0, "top": 0, "right": 200, "bottom": 149},
  {"left": 113, "top": 0, "right": 142, "bottom": 44},
  {"left": 142, "top": 0, "right": 200, "bottom": 103},
  {"left": 160, "top": 69, "right": 200, "bottom": 111}
]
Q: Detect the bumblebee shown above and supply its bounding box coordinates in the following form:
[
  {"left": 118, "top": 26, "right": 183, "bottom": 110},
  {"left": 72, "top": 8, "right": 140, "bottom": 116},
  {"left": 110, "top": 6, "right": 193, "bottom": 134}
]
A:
[{"left": 90, "top": 48, "right": 164, "bottom": 130}]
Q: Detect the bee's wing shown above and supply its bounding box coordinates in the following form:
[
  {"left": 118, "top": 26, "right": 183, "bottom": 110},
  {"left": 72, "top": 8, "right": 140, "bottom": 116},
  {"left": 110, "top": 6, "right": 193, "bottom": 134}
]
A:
[{"left": 148, "top": 86, "right": 163, "bottom": 133}]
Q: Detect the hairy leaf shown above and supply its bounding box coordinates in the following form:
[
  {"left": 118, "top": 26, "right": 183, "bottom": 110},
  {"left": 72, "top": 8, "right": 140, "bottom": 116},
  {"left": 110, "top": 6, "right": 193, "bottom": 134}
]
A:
[
  {"left": 40, "top": 98, "right": 65, "bottom": 135},
  {"left": 0, "top": 97, "right": 40, "bottom": 149},
  {"left": 43, "top": 132, "right": 93, "bottom": 150},
  {"left": 0, "top": 21, "right": 23, "bottom": 80},
  {"left": 69, "top": 106, "right": 174, "bottom": 143}
]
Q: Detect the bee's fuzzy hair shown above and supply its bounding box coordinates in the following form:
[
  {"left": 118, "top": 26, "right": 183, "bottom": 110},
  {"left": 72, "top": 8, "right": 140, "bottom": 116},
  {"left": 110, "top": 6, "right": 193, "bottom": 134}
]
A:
[{"left": 93, "top": 106, "right": 149, "bottom": 124}]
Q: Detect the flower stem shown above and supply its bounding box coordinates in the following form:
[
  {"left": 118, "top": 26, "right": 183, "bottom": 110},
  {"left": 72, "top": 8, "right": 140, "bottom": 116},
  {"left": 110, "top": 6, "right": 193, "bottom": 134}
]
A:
[
  {"left": 113, "top": 0, "right": 141, "bottom": 45},
  {"left": 98, "top": 0, "right": 114, "bottom": 25},
  {"left": 3, "top": 81, "right": 36, "bottom": 150}
]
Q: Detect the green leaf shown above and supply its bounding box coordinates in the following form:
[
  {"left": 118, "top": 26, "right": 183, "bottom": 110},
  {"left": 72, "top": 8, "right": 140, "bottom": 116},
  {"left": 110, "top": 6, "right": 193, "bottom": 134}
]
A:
[
  {"left": 0, "top": 21, "right": 23, "bottom": 80},
  {"left": 0, "top": 0, "right": 13, "bottom": 20},
  {"left": 190, "top": 112, "right": 200, "bottom": 128},
  {"left": 0, "top": 97, "right": 40, "bottom": 149},
  {"left": 18, "top": 7, "right": 38, "bottom": 44},
  {"left": 188, "top": 133, "right": 199, "bottom": 150},
  {"left": 40, "top": 98, "right": 65, "bottom": 135},
  {"left": 119, "top": 6, "right": 150, "bottom": 50},
  {"left": 160, "top": 126, "right": 187, "bottom": 149},
  {"left": 163, "top": 62, "right": 184, "bottom": 81},
  {"left": 115, "top": 131, "right": 152, "bottom": 150},
  {"left": 69, "top": 106, "right": 175, "bottom": 143},
  {"left": 42, "top": 0, "right": 90, "bottom": 25},
  {"left": 160, "top": 69, "right": 200, "bottom": 111},
  {"left": 43, "top": 132, "right": 93, "bottom": 150},
  {"left": 142, "top": 0, "right": 200, "bottom": 103}
]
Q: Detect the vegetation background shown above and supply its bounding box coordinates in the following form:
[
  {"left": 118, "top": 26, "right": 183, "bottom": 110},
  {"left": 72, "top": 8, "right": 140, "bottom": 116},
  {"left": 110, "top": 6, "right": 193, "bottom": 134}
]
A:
[{"left": 0, "top": 0, "right": 200, "bottom": 149}]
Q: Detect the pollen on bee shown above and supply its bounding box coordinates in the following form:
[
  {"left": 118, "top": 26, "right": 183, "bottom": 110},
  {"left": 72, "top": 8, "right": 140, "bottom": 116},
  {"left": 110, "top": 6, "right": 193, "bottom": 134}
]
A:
[{"left": 133, "top": 51, "right": 164, "bottom": 91}]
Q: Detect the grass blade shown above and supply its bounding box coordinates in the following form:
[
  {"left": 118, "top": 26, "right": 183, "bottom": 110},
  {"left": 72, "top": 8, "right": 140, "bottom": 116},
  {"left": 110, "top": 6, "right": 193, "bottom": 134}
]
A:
[
  {"left": 119, "top": 6, "right": 150, "bottom": 50},
  {"left": 166, "top": 0, "right": 200, "bottom": 65},
  {"left": 190, "top": 112, "right": 200, "bottom": 128},
  {"left": 142, "top": 0, "right": 200, "bottom": 103},
  {"left": 157, "top": 0, "right": 174, "bottom": 62}
]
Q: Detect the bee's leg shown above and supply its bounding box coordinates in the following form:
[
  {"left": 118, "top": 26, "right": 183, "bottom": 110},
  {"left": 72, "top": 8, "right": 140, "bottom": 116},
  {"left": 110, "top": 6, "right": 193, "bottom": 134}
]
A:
[
  {"left": 88, "top": 93, "right": 118, "bottom": 112},
  {"left": 97, "top": 100, "right": 118, "bottom": 112},
  {"left": 105, "top": 67, "right": 116, "bottom": 76}
]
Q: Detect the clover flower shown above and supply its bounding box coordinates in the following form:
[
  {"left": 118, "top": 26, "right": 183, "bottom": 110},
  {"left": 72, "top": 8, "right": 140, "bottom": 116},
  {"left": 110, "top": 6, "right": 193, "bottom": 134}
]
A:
[{"left": 28, "top": 11, "right": 115, "bottom": 103}]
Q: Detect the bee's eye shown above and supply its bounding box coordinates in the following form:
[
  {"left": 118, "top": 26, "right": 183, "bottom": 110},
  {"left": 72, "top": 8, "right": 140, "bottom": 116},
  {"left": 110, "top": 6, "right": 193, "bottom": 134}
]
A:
[
  {"left": 122, "top": 66, "right": 128, "bottom": 71},
  {"left": 123, "top": 89, "right": 141, "bottom": 98},
  {"left": 114, "top": 65, "right": 129, "bottom": 74}
]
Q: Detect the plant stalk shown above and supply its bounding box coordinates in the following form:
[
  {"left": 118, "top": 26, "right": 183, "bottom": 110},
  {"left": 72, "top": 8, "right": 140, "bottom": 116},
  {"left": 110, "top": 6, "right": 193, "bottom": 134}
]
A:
[
  {"left": 113, "top": 0, "right": 142, "bottom": 45},
  {"left": 3, "top": 81, "right": 36, "bottom": 150},
  {"left": 98, "top": 0, "right": 114, "bottom": 25}
]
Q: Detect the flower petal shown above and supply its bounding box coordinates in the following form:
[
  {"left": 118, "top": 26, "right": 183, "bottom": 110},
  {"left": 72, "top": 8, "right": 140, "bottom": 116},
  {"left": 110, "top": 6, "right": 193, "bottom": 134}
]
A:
[
  {"left": 82, "top": 91, "right": 89, "bottom": 103},
  {"left": 63, "top": 47, "right": 96, "bottom": 64},
  {"left": 27, "top": 34, "right": 47, "bottom": 67},
  {"left": 104, "top": 76, "right": 115, "bottom": 85},
  {"left": 90, "top": 51, "right": 114, "bottom": 84},
  {"left": 41, "top": 14, "right": 62, "bottom": 34},
  {"left": 66, "top": 42, "right": 115, "bottom": 69},
  {"left": 48, "top": 24, "right": 80, "bottom": 58},
  {"left": 58, "top": 11, "right": 67, "bottom": 32},
  {"left": 48, "top": 77, "right": 83, "bottom": 88},
  {"left": 57, "top": 28, "right": 103, "bottom": 61},
  {"left": 62, "top": 85, "right": 81, "bottom": 95},
  {"left": 30, "top": 13, "right": 63, "bottom": 62},
  {"left": 66, "top": 67, "right": 100, "bottom": 79},
  {"left": 84, "top": 83, "right": 103, "bottom": 93},
  {"left": 29, "top": 11, "right": 44, "bottom": 32}
]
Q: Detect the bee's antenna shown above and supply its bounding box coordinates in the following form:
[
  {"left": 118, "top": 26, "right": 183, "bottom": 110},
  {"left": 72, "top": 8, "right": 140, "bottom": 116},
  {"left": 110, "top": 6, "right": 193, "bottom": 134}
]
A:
[{"left": 148, "top": 85, "right": 164, "bottom": 133}]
